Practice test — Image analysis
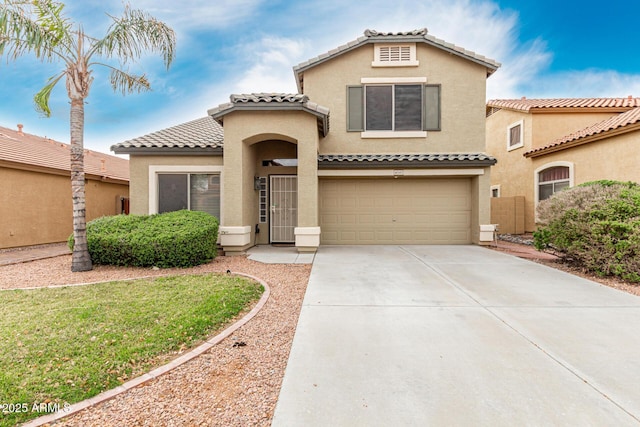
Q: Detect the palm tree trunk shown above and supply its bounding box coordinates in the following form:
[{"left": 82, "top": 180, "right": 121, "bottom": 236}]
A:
[{"left": 70, "top": 97, "right": 93, "bottom": 272}]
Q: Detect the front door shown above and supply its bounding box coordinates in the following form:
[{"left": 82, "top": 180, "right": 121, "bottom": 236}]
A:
[{"left": 270, "top": 175, "right": 297, "bottom": 243}]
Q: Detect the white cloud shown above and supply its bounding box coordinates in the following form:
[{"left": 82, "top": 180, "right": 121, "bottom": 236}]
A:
[
  {"left": 232, "top": 36, "right": 308, "bottom": 94},
  {"left": 126, "top": 0, "right": 264, "bottom": 30}
]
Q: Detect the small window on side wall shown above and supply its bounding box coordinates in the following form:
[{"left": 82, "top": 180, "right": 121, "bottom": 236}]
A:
[{"left": 507, "top": 119, "right": 524, "bottom": 151}]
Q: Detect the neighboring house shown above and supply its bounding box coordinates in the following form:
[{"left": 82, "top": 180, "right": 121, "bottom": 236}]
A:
[
  {"left": 486, "top": 97, "right": 640, "bottom": 233},
  {"left": 112, "top": 28, "right": 500, "bottom": 254},
  {"left": 0, "top": 124, "right": 129, "bottom": 249}
]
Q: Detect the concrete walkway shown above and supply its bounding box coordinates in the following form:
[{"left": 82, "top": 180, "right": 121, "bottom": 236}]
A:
[
  {"left": 247, "top": 245, "right": 315, "bottom": 264},
  {"left": 0, "top": 243, "right": 70, "bottom": 266},
  {"left": 272, "top": 245, "right": 640, "bottom": 426}
]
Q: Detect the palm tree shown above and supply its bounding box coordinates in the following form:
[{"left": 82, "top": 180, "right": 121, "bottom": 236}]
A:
[{"left": 0, "top": 0, "right": 176, "bottom": 271}]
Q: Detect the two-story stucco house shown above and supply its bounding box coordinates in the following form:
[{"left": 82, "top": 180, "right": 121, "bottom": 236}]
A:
[
  {"left": 112, "top": 28, "right": 500, "bottom": 254},
  {"left": 486, "top": 97, "right": 640, "bottom": 233}
]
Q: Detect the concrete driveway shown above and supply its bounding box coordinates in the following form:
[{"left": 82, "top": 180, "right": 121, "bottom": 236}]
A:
[{"left": 272, "top": 245, "right": 640, "bottom": 426}]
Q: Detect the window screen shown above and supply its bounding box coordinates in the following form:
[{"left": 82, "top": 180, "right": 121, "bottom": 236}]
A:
[
  {"left": 158, "top": 174, "right": 187, "bottom": 213},
  {"left": 365, "top": 85, "right": 393, "bottom": 130},
  {"left": 394, "top": 84, "right": 422, "bottom": 130},
  {"left": 157, "top": 173, "right": 220, "bottom": 219}
]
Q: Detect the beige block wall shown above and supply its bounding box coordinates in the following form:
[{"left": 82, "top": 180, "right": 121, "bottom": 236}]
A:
[
  {"left": 1, "top": 167, "right": 128, "bottom": 248},
  {"left": 128, "top": 155, "right": 223, "bottom": 215},
  {"left": 491, "top": 196, "right": 525, "bottom": 234},
  {"left": 302, "top": 43, "right": 489, "bottom": 154}
]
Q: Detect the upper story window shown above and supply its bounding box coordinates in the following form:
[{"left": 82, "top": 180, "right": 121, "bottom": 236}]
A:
[
  {"left": 347, "top": 78, "right": 440, "bottom": 137},
  {"left": 507, "top": 119, "right": 524, "bottom": 151},
  {"left": 372, "top": 43, "right": 419, "bottom": 67},
  {"left": 366, "top": 84, "right": 423, "bottom": 131}
]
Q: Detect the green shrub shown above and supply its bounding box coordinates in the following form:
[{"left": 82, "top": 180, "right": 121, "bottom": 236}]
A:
[
  {"left": 533, "top": 181, "right": 640, "bottom": 282},
  {"left": 69, "top": 210, "right": 219, "bottom": 268}
]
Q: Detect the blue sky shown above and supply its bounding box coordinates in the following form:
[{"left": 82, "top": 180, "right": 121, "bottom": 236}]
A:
[{"left": 1, "top": 0, "right": 639, "bottom": 155}]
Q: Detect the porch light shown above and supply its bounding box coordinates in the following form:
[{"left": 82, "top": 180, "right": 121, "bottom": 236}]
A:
[{"left": 254, "top": 176, "right": 261, "bottom": 191}]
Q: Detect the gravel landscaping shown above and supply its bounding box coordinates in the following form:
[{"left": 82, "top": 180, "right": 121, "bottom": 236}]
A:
[
  {"left": 1, "top": 254, "right": 311, "bottom": 426},
  {"left": 3, "top": 241, "right": 639, "bottom": 426}
]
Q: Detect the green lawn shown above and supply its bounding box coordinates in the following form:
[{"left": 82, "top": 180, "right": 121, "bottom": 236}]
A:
[{"left": 0, "top": 273, "right": 263, "bottom": 427}]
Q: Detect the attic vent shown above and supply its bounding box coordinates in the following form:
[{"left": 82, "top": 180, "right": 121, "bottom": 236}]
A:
[
  {"left": 379, "top": 46, "right": 411, "bottom": 62},
  {"left": 372, "top": 43, "right": 418, "bottom": 67}
]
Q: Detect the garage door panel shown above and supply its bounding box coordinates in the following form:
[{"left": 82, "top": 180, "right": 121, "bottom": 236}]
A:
[{"left": 320, "top": 178, "right": 472, "bottom": 245}]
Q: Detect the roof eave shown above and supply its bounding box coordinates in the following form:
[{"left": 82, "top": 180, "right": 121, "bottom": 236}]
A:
[
  {"left": 111, "top": 146, "right": 223, "bottom": 155},
  {"left": 209, "top": 103, "right": 330, "bottom": 137},
  {"left": 524, "top": 123, "right": 640, "bottom": 158},
  {"left": 318, "top": 159, "right": 497, "bottom": 169},
  {"left": 294, "top": 35, "right": 500, "bottom": 90}
]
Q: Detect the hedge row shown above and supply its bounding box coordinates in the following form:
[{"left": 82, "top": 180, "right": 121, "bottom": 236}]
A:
[
  {"left": 534, "top": 180, "right": 640, "bottom": 282},
  {"left": 69, "top": 210, "right": 219, "bottom": 268}
]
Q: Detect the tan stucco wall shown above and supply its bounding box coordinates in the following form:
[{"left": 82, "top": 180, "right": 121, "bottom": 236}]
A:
[
  {"left": 128, "top": 155, "right": 223, "bottom": 215},
  {"left": 487, "top": 108, "right": 640, "bottom": 232},
  {"left": 472, "top": 170, "right": 493, "bottom": 244},
  {"left": 486, "top": 109, "right": 535, "bottom": 228},
  {"left": 531, "top": 112, "right": 617, "bottom": 149},
  {"left": 0, "top": 166, "right": 128, "bottom": 249},
  {"left": 302, "top": 43, "right": 489, "bottom": 154},
  {"left": 221, "top": 111, "right": 319, "bottom": 244},
  {"left": 531, "top": 131, "right": 640, "bottom": 185}
]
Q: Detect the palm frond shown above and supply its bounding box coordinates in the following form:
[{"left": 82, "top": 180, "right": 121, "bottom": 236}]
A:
[
  {"left": 33, "top": 71, "right": 64, "bottom": 117},
  {"left": 92, "top": 4, "right": 176, "bottom": 69},
  {"left": 0, "top": 0, "right": 73, "bottom": 62},
  {"left": 109, "top": 67, "right": 151, "bottom": 95}
]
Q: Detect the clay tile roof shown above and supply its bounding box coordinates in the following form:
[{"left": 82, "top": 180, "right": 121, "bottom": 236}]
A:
[
  {"left": 0, "top": 125, "right": 129, "bottom": 181},
  {"left": 487, "top": 97, "right": 640, "bottom": 112},
  {"left": 524, "top": 107, "right": 640, "bottom": 157},
  {"left": 317, "top": 153, "right": 496, "bottom": 168},
  {"left": 111, "top": 116, "right": 224, "bottom": 153},
  {"left": 294, "top": 28, "right": 500, "bottom": 91}
]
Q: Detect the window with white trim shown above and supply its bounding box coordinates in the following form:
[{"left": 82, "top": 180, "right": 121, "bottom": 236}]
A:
[
  {"left": 366, "top": 84, "right": 423, "bottom": 131},
  {"left": 347, "top": 82, "right": 440, "bottom": 134},
  {"left": 538, "top": 166, "right": 570, "bottom": 201},
  {"left": 158, "top": 173, "right": 220, "bottom": 219},
  {"left": 372, "top": 43, "right": 419, "bottom": 67},
  {"left": 507, "top": 119, "right": 524, "bottom": 150}
]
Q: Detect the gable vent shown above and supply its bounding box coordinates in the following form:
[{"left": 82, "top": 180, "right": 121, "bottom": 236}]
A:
[
  {"left": 379, "top": 46, "right": 411, "bottom": 62},
  {"left": 372, "top": 43, "right": 418, "bottom": 67}
]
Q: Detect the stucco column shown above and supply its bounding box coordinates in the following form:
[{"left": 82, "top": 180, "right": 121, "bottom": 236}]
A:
[
  {"left": 475, "top": 169, "right": 494, "bottom": 245},
  {"left": 220, "top": 131, "right": 252, "bottom": 253},
  {"left": 294, "top": 117, "right": 321, "bottom": 252}
]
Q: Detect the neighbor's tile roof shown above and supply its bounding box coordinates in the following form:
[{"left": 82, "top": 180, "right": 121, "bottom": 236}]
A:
[
  {"left": 524, "top": 107, "right": 640, "bottom": 157},
  {"left": 111, "top": 116, "right": 224, "bottom": 153},
  {"left": 208, "top": 93, "right": 330, "bottom": 136},
  {"left": 0, "top": 125, "right": 129, "bottom": 181},
  {"left": 318, "top": 153, "right": 496, "bottom": 168},
  {"left": 487, "top": 97, "right": 640, "bottom": 113},
  {"left": 294, "top": 28, "right": 500, "bottom": 90}
]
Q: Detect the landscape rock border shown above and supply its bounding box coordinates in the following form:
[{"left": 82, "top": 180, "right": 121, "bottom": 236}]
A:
[{"left": 21, "top": 272, "right": 271, "bottom": 427}]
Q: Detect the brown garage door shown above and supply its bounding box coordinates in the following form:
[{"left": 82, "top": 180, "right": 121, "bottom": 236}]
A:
[{"left": 319, "top": 178, "right": 471, "bottom": 244}]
